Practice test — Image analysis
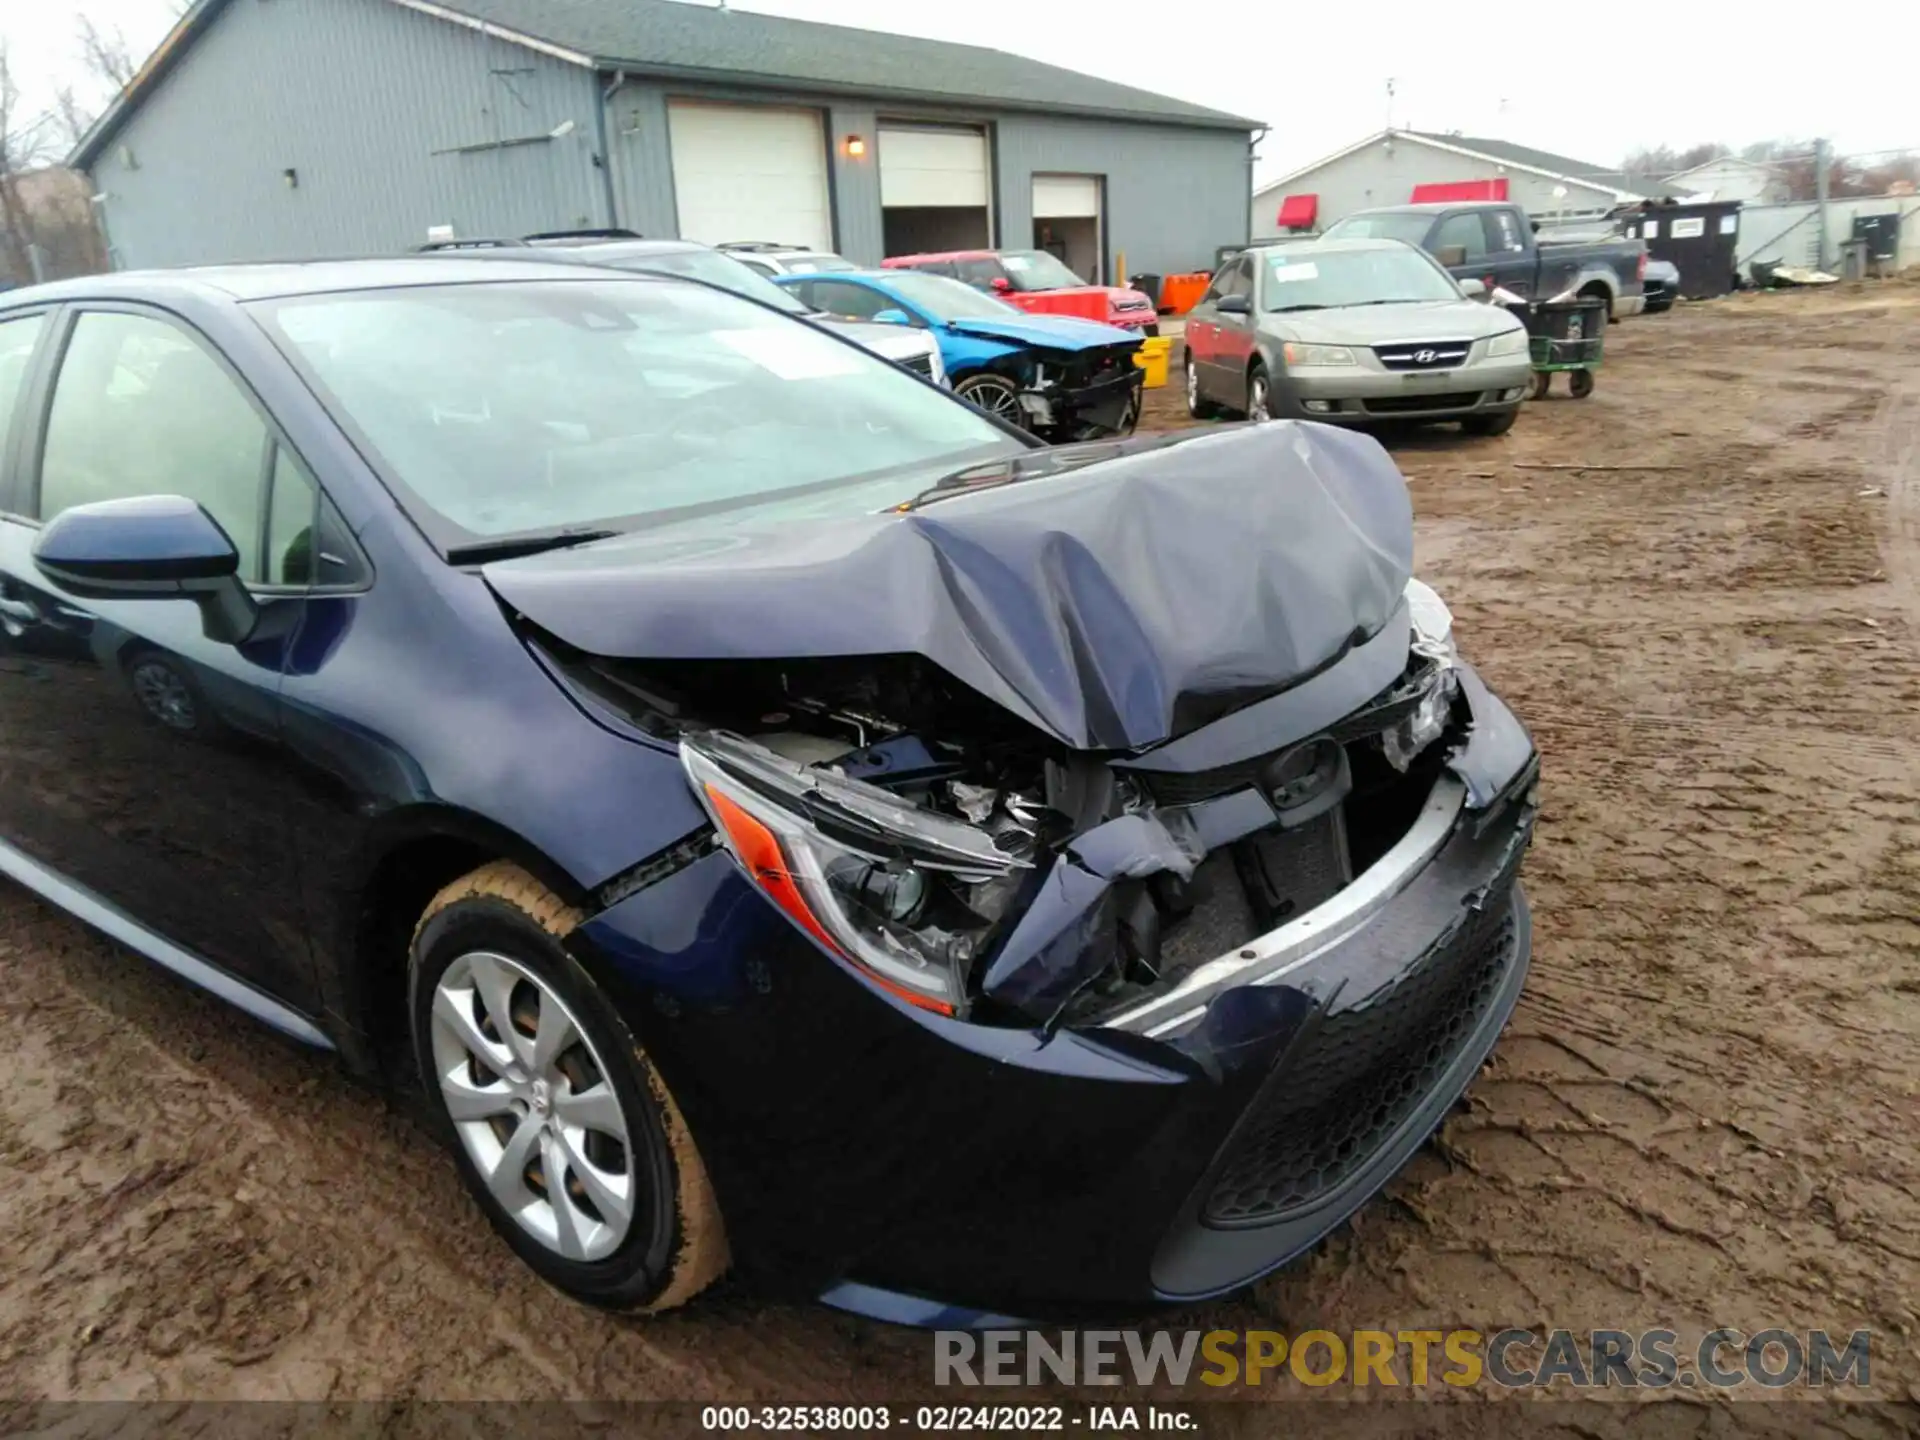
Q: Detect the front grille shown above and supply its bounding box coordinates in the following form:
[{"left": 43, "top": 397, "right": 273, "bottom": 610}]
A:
[
  {"left": 1362, "top": 392, "right": 1485, "bottom": 415},
  {"left": 901, "top": 352, "right": 936, "bottom": 378},
  {"left": 1201, "top": 875, "right": 1522, "bottom": 1227},
  {"left": 1134, "top": 658, "right": 1444, "bottom": 807},
  {"left": 1374, "top": 341, "right": 1472, "bottom": 371}
]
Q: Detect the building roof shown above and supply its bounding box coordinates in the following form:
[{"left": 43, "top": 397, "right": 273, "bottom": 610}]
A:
[
  {"left": 73, "top": 0, "right": 1258, "bottom": 169},
  {"left": 1401, "top": 133, "right": 1690, "bottom": 200},
  {"left": 1255, "top": 129, "right": 1691, "bottom": 203},
  {"left": 1663, "top": 155, "right": 1782, "bottom": 182}
]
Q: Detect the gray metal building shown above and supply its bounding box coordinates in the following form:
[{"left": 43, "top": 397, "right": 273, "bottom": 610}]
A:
[{"left": 72, "top": 0, "right": 1260, "bottom": 284}]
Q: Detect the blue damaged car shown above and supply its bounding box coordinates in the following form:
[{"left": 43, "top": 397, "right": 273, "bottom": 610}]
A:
[
  {"left": 774, "top": 268, "right": 1144, "bottom": 442},
  {"left": 0, "top": 258, "right": 1536, "bottom": 1325}
]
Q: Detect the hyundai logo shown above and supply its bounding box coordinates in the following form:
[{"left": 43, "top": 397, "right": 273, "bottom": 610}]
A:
[{"left": 1414, "top": 348, "right": 1437, "bottom": 364}]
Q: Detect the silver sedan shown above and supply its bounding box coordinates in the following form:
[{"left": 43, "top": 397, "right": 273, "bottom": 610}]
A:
[{"left": 1183, "top": 238, "right": 1534, "bottom": 435}]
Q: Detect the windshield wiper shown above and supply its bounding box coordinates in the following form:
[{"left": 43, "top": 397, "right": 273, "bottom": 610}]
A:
[
  {"left": 895, "top": 459, "right": 1024, "bottom": 511},
  {"left": 1351, "top": 298, "right": 1433, "bottom": 306},
  {"left": 1268, "top": 303, "right": 1328, "bottom": 313},
  {"left": 448, "top": 526, "right": 622, "bottom": 565}
]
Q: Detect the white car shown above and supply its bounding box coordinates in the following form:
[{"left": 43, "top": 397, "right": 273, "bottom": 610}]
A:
[{"left": 718, "top": 242, "right": 862, "bottom": 278}]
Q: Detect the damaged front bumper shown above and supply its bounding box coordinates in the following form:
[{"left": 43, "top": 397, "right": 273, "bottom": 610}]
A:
[
  {"left": 564, "top": 655, "right": 1538, "bottom": 1322},
  {"left": 1020, "top": 363, "right": 1144, "bottom": 439}
]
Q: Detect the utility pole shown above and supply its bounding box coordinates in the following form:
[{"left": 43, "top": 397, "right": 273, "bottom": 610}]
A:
[{"left": 1813, "top": 137, "right": 1831, "bottom": 270}]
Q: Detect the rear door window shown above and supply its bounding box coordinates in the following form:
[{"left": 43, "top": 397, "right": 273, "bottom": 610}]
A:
[{"left": 806, "top": 281, "right": 892, "bottom": 321}]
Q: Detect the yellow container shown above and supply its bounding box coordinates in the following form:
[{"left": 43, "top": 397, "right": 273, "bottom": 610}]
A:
[{"left": 1133, "top": 335, "right": 1173, "bottom": 389}]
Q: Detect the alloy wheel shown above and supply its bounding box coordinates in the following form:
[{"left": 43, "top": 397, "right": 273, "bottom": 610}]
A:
[
  {"left": 1186, "top": 362, "right": 1201, "bottom": 414},
  {"left": 430, "top": 950, "right": 636, "bottom": 1263},
  {"left": 1249, "top": 373, "right": 1272, "bottom": 422},
  {"left": 132, "top": 660, "right": 197, "bottom": 730},
  {"left": 957, "top": 376, "right": 1024, "bottom": 424}
]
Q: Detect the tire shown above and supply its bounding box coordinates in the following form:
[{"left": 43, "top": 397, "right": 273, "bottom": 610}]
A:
[
  {"left": 1184, "top": 356, "right": 1221, "bottom": 420},
  {"left": 1569, "top": 369, "right": 1595, "bottom": 399},
  {"left": 954, "top": 373, "right": 1026, "bottom": 428},
  {"left": 1528, "top": 371, "right": 1552, "bottom": 401},
  {"left": 410, "top": 861, "right": 728, "bottom": 1312},
  {"left": 1461, "top": 406, "right": 1519, "bottom": 437},
  {"left": 1246, "top": 362, "right": 1273, "bottom": 423}
]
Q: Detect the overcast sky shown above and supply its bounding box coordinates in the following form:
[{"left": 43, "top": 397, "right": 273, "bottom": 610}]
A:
[{"left": 7, "top": 0, "right": 1918, "bottom": 182}]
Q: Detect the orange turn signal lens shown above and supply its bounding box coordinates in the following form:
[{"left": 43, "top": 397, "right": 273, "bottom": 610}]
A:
[{"left": 704, "top": 785, "right": 844, "bottom": 957}]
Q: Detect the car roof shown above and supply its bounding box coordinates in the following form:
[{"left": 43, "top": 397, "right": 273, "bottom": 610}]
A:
[
  {"left": 1245, "top": 236, "right": 1422, "bottom": 257},
  {"left": 0, "top": 256, "right": 675, "bottom": 306},
  {"left": 887, "top": 250, "right": 997, "bottom": 263}
]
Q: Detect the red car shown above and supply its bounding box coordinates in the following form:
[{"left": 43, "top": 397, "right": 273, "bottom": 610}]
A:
[{"left": 883, "top": 249, "right": 1159, "bottom": 335}]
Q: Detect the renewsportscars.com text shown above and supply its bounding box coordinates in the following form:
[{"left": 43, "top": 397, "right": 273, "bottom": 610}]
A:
[{"left": 934, "top": 1328, "right": 1872, "bottom": 1390}]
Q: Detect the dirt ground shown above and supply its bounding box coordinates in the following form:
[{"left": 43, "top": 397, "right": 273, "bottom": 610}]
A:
[{"left": 2, "top": 284, "right": 1918, "bottom": 1425}]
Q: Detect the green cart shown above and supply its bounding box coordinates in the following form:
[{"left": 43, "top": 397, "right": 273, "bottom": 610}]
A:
[{"left": 1506, "top": 296, "right": 1607, "bottom": 399}]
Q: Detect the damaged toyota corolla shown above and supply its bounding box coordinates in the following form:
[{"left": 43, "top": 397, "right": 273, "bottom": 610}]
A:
[{"left": 0, "top": 260, "right": 1536, "bottom": 1325}]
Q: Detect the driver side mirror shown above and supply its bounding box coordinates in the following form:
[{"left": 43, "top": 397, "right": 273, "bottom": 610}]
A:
[
  {"left": 989, "top": 276, "right": 1013, "bottom": 294},
  {"left": 1458, "top": 277, "right": 1487, "bottom": 299},
  {"left": 872, "top": 307, "right": 912, "bottom": 326},
  {"left": 33, "top": 495, "right": 258, "bottom": 645},
  {"left": 1435, "top": 244, "right": 1468, "bottom": 268},
  {"left": 1216, "top": 293, "right": 1252, "bottom": 315}
]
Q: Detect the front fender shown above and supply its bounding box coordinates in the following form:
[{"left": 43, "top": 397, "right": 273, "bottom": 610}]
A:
[{"left": 943, "top": 335, "right": 1025, "bottom": 376}]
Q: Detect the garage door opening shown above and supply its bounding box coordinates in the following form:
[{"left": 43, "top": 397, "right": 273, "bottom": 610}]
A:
[
  {"left": 880, "top": 125, "right": 990, "bottom": 257},
  {"left": 1032, "top": 175, "right": 1104, "bottom": 283},
  {"left": 668, "top": 100, "right": 832, "bottom": 252}
]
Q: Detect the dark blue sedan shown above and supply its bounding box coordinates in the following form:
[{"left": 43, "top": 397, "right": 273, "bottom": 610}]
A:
[{"left": 0, "top": 259, "right": 1537, "bottom": 1323}]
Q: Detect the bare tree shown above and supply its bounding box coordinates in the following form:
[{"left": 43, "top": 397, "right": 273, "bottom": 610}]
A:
[
  {"left": 77, "top": 16, "right": 139, "bottom": 93},
  {"left": 0, "top": 41, "right": 56, "bottom": 282}
]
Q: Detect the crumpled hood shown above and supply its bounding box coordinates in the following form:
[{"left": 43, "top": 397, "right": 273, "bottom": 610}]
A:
[
  {"left": 943, "top": 311, "right": 1141, "bottom": 352},
  {"left": 483, "top": 422, "right": 1414, "bottom": 750}
]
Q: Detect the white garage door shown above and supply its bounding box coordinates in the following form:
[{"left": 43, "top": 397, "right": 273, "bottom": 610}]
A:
[
  {"left": 1032, "top": 175, "right": 1100, "bottom": 219},
  {"left": 668, "top": 101, "right": 832, "bottom": 251},
  {"left": 879, "top": 126, "right": 990, "bottom": 208}
]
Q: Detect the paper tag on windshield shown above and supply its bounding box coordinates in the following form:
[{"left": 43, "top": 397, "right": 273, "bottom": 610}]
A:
[
  {"left": 1003, "top": 255, "right": 1034, "bottom": 271},
  {"left": 1267, "top": 261, "right": 1319, "bottom": 282},
  {"left": 713, "top": 328, "right": 865, "bottom": 380}
]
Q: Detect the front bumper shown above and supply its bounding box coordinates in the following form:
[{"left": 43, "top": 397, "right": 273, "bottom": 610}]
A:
[
  {"left": 1289, "top": 357, "right": 1535, "bottom": 421},
  {"left": 569, "top": 663, "right": 1537, "bottom": 1321},
  {"left": 1022, "top": 366, "right": 1145, "bottom": 438}
]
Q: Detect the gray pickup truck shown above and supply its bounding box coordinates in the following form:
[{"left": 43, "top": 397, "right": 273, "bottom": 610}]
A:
[{"left": 1324, "top": 202, "right": 1647, "bottom": 319}]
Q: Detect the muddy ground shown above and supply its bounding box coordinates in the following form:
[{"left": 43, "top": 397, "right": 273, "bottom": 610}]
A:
[{"left": 1, "top": 284, "right": 1917, "bottom": 1428}]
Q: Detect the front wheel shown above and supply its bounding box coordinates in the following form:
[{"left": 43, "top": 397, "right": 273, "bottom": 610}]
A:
[
  {"left": 410, "top": 862, "right": 728, "bottom": 1311},
  {"left": 953, "top": 373, "right": 1026, "bottom": 428},
  {"left": 1247, "top": 363, "right": 1274, "bottom": 422},
  {"left": 1528, "top": 371, "right": 1552, "bottom": 400},
  {"left": 1461, "top": 406, "right": 1520, "bottom": 437},
  {"left": 1569, "top": 369, "right": 1595, "bottom": 399}
]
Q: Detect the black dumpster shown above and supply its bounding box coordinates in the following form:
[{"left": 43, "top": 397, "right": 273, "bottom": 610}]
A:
[
  {"left": 1128, "top": 273, "right": 1164, "bottom": 307},
  {"left": 1621, "top": 199, "right": 1742, "bottom": 299}
]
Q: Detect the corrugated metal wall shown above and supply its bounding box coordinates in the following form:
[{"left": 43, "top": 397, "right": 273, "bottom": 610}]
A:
[
  {"left": 607, "top": 80, "right": 1249, "bottom": 277},
  {"left": 91, "top": 0, "right": 1251, "bottom": 278},
  {"left": 91, "top": 0, "right": 606, "bottom": 266},
  {"left": 1252, "top": 139, "right": 1620, "bottom": 238}
]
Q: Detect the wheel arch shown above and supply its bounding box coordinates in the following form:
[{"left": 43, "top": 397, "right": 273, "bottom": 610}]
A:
[{"left": 334, "top": 803, "right": 589, "bottom": 1084}]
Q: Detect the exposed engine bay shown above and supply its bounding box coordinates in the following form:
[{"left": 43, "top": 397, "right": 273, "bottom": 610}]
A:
[{"left": 538, "top": 595, "right": 1470, "bottom": 1028}]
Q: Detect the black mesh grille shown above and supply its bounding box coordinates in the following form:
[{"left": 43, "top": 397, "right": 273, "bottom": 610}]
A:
[
  {"left": 1201, "top": 884, "right": 1521, "bottom": 1227},
  {"left": 1361, "top": 392, "right": 1486, "bottom": 415}
]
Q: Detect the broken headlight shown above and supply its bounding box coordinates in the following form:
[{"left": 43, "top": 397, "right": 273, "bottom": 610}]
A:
[
  {"left": 680, "top": 732, "right": 1030, "bottom": 1017},
  {"left": 1383, "top": 578, "right": 1462, "bottom": 772}
]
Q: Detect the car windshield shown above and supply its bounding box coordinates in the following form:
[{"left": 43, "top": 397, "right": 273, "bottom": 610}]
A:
[
  {"left": 1000, "top": 250, "right": 1089, "bottom": 291},
  {"left": 1321, "top": 212, "right": 1436, "bottom": 247},
  {"left": 1260, "top": 247, "right": 1460, "bottom": 311},
  {"left": 596, "top": 247, "right": 811, "bottom": 314},
  {"left": 879, "top": 272, "right": 1025, "bottom": 322},
  {"left": 257, "top": 280, "right": 1019, "bottom": 547}
]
